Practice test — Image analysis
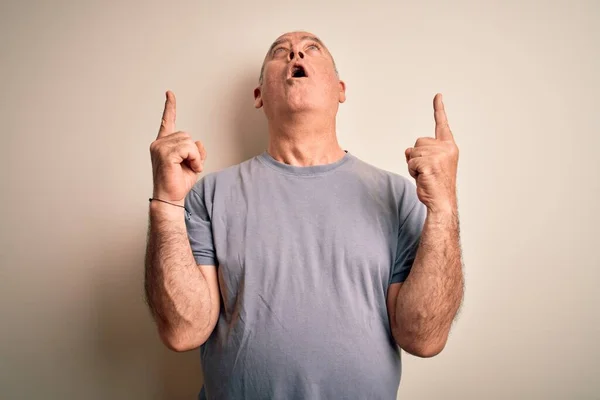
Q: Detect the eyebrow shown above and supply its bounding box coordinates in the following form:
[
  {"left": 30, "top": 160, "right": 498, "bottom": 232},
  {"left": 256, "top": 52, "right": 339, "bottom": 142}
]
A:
[{"left": 267, "top": 35, "right": 326, "bottom": 55}]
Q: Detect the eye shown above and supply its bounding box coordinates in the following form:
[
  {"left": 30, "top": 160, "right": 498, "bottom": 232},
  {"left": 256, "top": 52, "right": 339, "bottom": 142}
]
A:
[
  {"left": 306, "top": 43, "right": 320, "bottom": 51},
  {"left": 273, "top": 47, "right": 287, "bottom": 55}
]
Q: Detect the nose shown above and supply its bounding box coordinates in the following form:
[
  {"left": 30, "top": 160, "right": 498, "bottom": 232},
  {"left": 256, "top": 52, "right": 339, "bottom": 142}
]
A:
[{"left": 288, "top": 51, "right": 304, "bottom": 61}]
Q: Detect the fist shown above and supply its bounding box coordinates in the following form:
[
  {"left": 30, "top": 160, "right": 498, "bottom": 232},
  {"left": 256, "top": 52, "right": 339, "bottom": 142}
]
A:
[
  {"left": 149, "top": 91, "right": 207, "bottom": 205},
  {"left": 405, "top": 94, "right": 459, "bottom": 214}
]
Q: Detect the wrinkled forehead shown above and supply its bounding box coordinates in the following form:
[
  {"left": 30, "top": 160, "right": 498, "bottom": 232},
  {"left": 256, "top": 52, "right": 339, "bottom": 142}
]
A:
[{"left": 267, "top": 31, "right": 330, "bottom": 55}]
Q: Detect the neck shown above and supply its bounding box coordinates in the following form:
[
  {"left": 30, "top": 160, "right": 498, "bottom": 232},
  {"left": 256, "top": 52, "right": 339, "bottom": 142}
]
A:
[{"left": 266, "top": 113, "right": 345, "bottom": 167}]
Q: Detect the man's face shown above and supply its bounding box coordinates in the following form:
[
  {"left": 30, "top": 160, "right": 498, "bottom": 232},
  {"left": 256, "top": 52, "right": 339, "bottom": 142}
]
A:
[{"left": 254, "top": 31, "right": 346, "bottom": 119}]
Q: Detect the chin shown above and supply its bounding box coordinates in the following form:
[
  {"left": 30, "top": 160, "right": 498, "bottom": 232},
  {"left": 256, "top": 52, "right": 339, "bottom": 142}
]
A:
[
  {"left": 265, "top": 92, "right": 329, "bottom": 116},
  {"left": 285, "top": 100, "right": 312, "bottom": 113},
  {"left": 285, "top": 93, "right": 324, "bottom": 113}
]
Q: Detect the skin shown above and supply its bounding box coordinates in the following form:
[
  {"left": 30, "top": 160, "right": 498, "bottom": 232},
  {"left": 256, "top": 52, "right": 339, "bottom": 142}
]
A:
[
  {"left": 387, "top": 94, "right": 464, "bottom": 357},
  {"left": 253, "top": 31, "right": 347, "bottom": 167},
  {"left": 145, "top": 31, "right": 464, "bottom": 356},
  {"left": 145, "top": 93, "right": 219, "bottom": 351}
]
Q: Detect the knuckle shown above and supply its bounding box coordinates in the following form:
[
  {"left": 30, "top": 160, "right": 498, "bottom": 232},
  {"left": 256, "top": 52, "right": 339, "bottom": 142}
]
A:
[
  {"left": 415, "top": 137, "right": 430, "bottom": 147},
  {"left": 167, "top": 131, "right": 183, "bottom": 140},
  {"left": 170, "top": 134, "right": 191, "bottom": 146},
  {"left": 174, "top": 132, "right": 193, "bottom": 145},
  {"left": 150, "top": 140, "right": 166, "bottom": 154}
]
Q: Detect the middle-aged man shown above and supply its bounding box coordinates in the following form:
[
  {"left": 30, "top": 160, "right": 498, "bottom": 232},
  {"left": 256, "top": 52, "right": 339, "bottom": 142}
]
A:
[{"left": 145, "top": 31, "right": 464, "bottom": 399}]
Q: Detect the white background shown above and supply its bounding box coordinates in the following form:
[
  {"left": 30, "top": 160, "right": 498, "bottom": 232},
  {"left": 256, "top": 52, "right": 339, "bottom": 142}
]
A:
[{"left": 1, "top": 0, "right": 599, "bottom": 398}]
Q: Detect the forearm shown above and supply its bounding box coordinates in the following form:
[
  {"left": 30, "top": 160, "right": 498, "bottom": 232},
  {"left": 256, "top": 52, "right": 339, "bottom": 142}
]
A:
[
  {"left": 394, "top": 209, "right": 464, "bottom": 356},
  {"left": 144, "top": 201, "right": 213, "bottom": 349}
]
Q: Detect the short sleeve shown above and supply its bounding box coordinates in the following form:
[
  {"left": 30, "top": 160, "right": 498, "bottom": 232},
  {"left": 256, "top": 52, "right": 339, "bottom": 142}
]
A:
[
  {"left": 184, "top": 183, "right": 218, "bottom": 266},
  {"left": 390, "top": 187, "right": 426, "bottom": 284}
]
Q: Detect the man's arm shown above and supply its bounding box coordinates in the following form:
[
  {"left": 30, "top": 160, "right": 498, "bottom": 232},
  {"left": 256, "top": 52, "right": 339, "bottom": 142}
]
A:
[
  {"left": 387, "top": 210, "right": 463, "bottom": 357},
  {"left": 145, "top": 90, "right": 220, "bottom": 352},
  {"left": 387, "top": 93, "right": 463, "bottom": 357},
  {"left": 144, "top": 201, "right": 220, "bottom": 352}
]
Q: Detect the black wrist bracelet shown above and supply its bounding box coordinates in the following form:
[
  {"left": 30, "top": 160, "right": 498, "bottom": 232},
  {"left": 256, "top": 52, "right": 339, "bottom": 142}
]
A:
[{"left": 148, "top": 198, "right": 185, "bottom": 209}]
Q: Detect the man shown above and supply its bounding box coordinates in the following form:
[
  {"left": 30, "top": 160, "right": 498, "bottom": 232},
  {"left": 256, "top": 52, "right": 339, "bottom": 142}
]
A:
[{"left": 145, "top": 31, "right": 463, "bottom": 399}]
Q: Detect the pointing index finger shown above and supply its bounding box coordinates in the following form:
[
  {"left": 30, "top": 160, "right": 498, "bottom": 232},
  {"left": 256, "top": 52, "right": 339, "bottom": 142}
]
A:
[
  {"left": 434, "top": 93, "right": 454, "bottom": 141},
  {"left": 158, "top": 90, "right": 176, "bottom": 138}
]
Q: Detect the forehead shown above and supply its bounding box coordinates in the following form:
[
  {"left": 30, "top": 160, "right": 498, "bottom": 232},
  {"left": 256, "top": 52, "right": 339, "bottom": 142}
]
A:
[
  {"left": 269, "top": 31, "right": 328, "bottom": 50},
  {"left": 275, "top": 31, "right": 318, "bottom": 42}
]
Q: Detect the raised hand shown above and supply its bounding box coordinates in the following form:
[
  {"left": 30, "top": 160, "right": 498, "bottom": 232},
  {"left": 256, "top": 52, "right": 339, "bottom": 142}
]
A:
[
  {"left": 150, "top": 91, "right": 207, "bottom": 205},
  {"left": 405, "top": 94, "right": 459, "bottom": 214}
]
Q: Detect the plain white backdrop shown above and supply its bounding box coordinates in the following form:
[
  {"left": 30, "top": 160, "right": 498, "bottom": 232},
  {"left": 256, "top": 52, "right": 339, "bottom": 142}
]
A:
[{"left": 1, "top": 0, "right": 599, "bottom": 398}]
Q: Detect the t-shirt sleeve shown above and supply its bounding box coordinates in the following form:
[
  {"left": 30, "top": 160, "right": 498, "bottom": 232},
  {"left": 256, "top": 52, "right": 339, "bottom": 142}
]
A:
[
  {"left": 184, "top": 181, "right": 218, "bottom": 266},
  {"left": 390, "top": 183, "right": 426, "bottom": 284}
]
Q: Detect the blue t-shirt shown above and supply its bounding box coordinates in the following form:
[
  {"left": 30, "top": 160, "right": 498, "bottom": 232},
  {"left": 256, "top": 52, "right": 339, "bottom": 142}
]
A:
[{"left": 184, "top": 150, "right": 426, "bottom": 399}]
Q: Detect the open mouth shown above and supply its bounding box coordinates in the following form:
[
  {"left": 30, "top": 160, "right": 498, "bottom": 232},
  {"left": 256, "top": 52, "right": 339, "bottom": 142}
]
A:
[{"left": 291, "top": 65, "right": 307, "bottom": 78}]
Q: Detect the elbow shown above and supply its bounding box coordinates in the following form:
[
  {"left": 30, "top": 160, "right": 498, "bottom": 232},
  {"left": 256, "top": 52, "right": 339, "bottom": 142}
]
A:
[
  {"left": 400, "top": 338, "right": 447, "bottom": 358},
  {"left": 392, "top": 328, "right": 449, "bottom": 358},
  {"left": 159, "top": 327, "right": 210, "bottom": 352},
  {"left": 162, "top": 336, "right": 202, "bottom": 353}
]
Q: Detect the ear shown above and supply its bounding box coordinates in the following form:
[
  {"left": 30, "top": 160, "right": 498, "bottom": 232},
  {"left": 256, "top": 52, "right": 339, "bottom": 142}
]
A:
[
  {"left": 254, "top": 86, "right": 263, "bottom": 109},
  {"left": 338, "top": 80, "right": 346, "bottom": 103}
]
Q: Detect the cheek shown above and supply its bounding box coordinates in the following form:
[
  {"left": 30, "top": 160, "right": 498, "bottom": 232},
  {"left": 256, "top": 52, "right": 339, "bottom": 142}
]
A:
[
  {"left": 263, "top": 64, "right": 284, "bottom": 84},
  {"left": 317, "top": 72, "right": 340, "bottom": 96},
  {"left": 263, "top": 77, "right": 283, "bottom": 98},
  {"left": 315, "top": 64, "right": 338, "bottom": 85}
]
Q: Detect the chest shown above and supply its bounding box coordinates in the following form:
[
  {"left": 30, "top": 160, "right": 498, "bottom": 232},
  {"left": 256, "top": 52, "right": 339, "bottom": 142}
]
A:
[{"left": 211, "top": 177, "right": 399, "bottom": 292}]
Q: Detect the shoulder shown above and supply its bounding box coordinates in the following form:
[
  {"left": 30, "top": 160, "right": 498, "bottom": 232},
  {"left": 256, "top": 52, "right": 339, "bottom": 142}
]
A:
[
  {"left": 190, "top": 155, "right": 259, "bottom": 196},
  {"left": 348, "top": 153, "right": 416, "bottom": 196},
  {"left": 349, "top": 156, "right": 425, "bottom": 229}
]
